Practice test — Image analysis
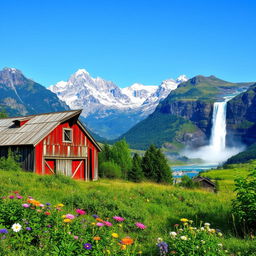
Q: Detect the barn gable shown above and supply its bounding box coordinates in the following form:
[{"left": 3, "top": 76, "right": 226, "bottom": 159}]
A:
[{"left": 0, "top": 110, "right": 101, "bottom": 181}]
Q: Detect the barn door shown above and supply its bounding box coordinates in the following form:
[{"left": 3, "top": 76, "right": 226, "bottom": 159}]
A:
[
  {"left": 56, "top": 160, "right": 72, "bottom": 176},
  {"left": 72, "top": 160, "right": 85, "bottom": 180},
  {"left": 44, "top": 159, "right": 55, "bottom": 175}
]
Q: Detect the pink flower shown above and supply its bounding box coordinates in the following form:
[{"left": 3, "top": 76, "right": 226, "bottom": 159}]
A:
[
  {"left": 65, "top": 214, "right": 75, "bottom": 220},
  {"left": 9, "top": 195, "right": 14, "bottom": 199},
  {"left": 16, "top": 195, "right": 23, "bottom": 199},
  {"left": 135, "top": 222, "right": 147, "bottom": 229},
  {"left": 39, "top": 204, "right": 44, "bottom": 207},
  {"left": 74, "top": 235, "right": 79, "bottom": 240},
  {"left": 96, "top": 222, "right": 105, "bottom": 227},
  {"left": 22, "top": 204, "right": 30, "bottom": 208},
  {"left": 76, "top": 209, "right": 86, "bottom": 215},
  {"left": 103, "top": 221, "right": 113, "bottom": 227},
  {"left": 113, "top": 216, "right": 125, "bottom": 222}
]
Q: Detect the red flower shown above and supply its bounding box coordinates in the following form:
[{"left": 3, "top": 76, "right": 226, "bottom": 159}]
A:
[{"left": 45, "top": 212, "right": 51, "bottom": 216}]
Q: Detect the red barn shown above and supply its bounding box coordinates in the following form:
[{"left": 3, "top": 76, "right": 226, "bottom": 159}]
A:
[{"left": 0, "top": 110, "right": 101, "bottom": 181}]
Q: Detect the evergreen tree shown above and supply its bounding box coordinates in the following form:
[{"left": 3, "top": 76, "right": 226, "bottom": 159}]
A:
[
  {"left": 111, "top": 139, "right": 132, "bottom": 179},
  {"left": 142, "top": 144, "right": 173, "bottom": 184},
  {"left": 128, "top": 153, "right": 144, "bottom": 182},
  {"left": 98, "top": 144, "right": 113, "bottom": 177}
]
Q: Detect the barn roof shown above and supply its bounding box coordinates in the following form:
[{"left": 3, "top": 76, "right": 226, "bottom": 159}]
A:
[{"left": 0, "top": 110, "right": 101, "bottom": 151}]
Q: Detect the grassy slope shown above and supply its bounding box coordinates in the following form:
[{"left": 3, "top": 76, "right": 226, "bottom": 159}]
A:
[{"left": 0, "top": 166, "right": 255, "bottom": 254}]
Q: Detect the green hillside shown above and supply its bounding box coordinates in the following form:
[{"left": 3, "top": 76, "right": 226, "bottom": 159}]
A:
[
  {"left": 0, "top": 164, "right": 256, "bottom": 255},
  {"left": 120, "top": 75, "right": 253, "bottom": 150}
]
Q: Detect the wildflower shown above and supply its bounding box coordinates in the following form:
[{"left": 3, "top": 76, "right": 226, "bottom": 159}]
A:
[
  {"left": 46, "top": 203, "right": 51, "bottom": 206},
  {"left": 96, "top": 222, "right": 104, "bottom": 227},
  {"left": 201, "top": 240, "right": 205, "bottom": 244},
  {"left": 218, "top": 232, "right": 223, "bottom": 237},
  {"left": 103, "top": 221, "right": 113, "bottom": 227},
  {"left": 112, "top": 233, "right": 119, "bottom": 238},
  {"left": 118, "top": 224, "right": 123, "bottom": 227},
  {"left": 121, "top": 237, "right": 134, "bottom": 245},
  {"left": 65, "top": 214, "right": 75, "bottom": 219},
  {"left": 180, "top": 236, "right": 188, "bottom": 240},
  {"left": 45, "top": 212, "right": 51, "bottom": 215},
  {"left": 180, "top": 218, "right": 188, "bottom": 222},
  {"left": 200, "top": 227, "right": 205, "bottom": 231},
  {"left": 22, "top": 203, "right": 30, "bottom": 208},
  {"left": 16, "top": 195, "right": 23, "bottom": 199},
  {"left": 96, "top": 218, "right": 104, "bottom": 222},
  {"left": 13, "top": 191, "right": 19, "bottom": 194},
  {"left": 204, "top": 222, "right": 210, "bottom": 227},
  {"left": 63, "top": 219, "right": 71, "bottom": 223},
  {"left": 92, "top": 214, "right": 99, "bottom": 219},
  {"left": 9, "top": 195, "right": 14, "bottom": 199},
  {"left": 157, "top": 241, "right": 168, "bottom": 254},
  {"left": 106, "top": 250, "right": 111, "bottom": 254},
  {"left": 83, "top": 243, "right": 92, "bottom": 250},
  {"left": 169, "top": 231, "right": 177, "bottom": 237},
  {"left": 209, "top": 228, "right": 215, "bottom": 233},
  {"left": 218, "top": 243, "right": 223, "bottom": 247},
  {"left": 91, "top": 222, "right": 96, "bottom": 225},
  {"left": 93, "top": 236, "right": 101, "bottom": 240},
  {"left": 12, "top": 223, "right": 22, "bottom": 232},
  {"left": 39, "top": 204, "right": 44, "bottom": 207},
  {"left": 135, "top": 222, "right": 146, "bottom": 229},
  {"left": 1, "top": 235, "right": 6, "bottom": 240},
  {"left": 157, "top": 237, "right": 163, "bottom": 243},
  {"left": 74, "top": 236, "right": 79, "bottom": 240},
  {"left": 76, "top": 209, "right": 86, "bottom": 215},
  {"left": 26, "top": 227, "right": 32, "bottom": 231},
  {"left": 138, "top": 251, "right": 143, "bottom": 254},
  {"left": 113, "top": 216, "right": 125, "bottom": 222},
  {"left": 120, "top": 244, "right": 127, "bottom": 250},
  {"left": 0, "top": 229, "right": 8, "bottom": 234}
]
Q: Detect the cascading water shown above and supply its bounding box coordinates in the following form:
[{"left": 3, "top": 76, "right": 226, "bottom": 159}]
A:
[
  {"left": 209, "top": 101, "right": 227, "bottom": 152},
  {"left": 183, "top": 97, "right": 243, "bottom": 164}
]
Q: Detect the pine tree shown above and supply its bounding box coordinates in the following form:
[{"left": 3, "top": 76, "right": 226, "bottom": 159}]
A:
[
  {"left": 142, "top": 144, "right": 173, "bottom": 184},
  {"left": 128, "top": 153, "right": 144, "bottom": 182}
]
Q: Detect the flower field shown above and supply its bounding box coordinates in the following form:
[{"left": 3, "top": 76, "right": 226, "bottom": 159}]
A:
[{"left": 0, "top": 168, "right": 255, "bottom": 255}]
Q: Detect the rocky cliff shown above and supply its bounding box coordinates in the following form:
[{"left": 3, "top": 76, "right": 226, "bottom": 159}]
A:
[{"left": 226, "top": 83, "right": 256, "bottom": 146}]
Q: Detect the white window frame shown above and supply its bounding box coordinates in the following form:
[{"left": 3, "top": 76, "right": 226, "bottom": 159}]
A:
[{"left": 63, "top": 128, "right": 72, "bottom": 143}]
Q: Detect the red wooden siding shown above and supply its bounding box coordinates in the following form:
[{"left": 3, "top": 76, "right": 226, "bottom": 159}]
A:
[
  {"left": 34, "top": 120, "right": 99, "bottom": 181},
  {"left": 45, "top": 159, "right": 55, "bottom": 175}
]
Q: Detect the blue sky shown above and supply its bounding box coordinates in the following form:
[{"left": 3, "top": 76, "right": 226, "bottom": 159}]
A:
[{"left": 0, "top": 0, "right": 256, "bottom": 87}]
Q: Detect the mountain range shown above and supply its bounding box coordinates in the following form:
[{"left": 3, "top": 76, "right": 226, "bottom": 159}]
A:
[{"left": 49, "top": 69, "right": 188, "bottom": 138}]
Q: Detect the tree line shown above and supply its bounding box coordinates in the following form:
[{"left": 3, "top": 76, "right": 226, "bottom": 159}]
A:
[{"left": 99, "top": 139, "right": 173, "bottom": 184}]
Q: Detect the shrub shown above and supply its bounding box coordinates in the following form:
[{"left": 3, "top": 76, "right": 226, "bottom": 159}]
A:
[
  {"left": 232, "top": 168, "right": 256, "bottom": 234},
  {"left": 100, "top": 161, "right": 122, "bottom": 179},
  {"left": 157, "top": 219, "right": 228, "bottom": 256},
  {"left": 0, "top": 150, "right": 22, "bottom": 172},
  {"left": 179, "top": 175, "right": 199, "bottom": 189}
]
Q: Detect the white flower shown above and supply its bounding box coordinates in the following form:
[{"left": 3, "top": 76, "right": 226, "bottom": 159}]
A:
[
  {"left": 157, "top": 237, "right": 163, "bottom": 243},
  {"left": 200, "top": 227, "right": 205, "bottom": 231},
  {"left": 218, "top": 232, "right": 223, "bottom": 237},
  {"left": 180, "top": 235, "right": 187, "bottom": 240},
  {"left": 169, "top": 231, "right": 177, "bottom": 237},
  {"left": 218, "top": 243, "right": 223, "bottom": 247},
  {"left": 12, "top": 223, "right": 22, "bottom": 232},
  {"left": 204, "top": 222, "right": 210, "bottom": 227}
]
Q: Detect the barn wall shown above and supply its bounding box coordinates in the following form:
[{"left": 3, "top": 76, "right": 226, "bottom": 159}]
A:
[
  {"left": 0, "top": 145, "right": 34, "bottom": 171},
  {"left": 34, "top": 120, "right": 99, "bottom": 180}
]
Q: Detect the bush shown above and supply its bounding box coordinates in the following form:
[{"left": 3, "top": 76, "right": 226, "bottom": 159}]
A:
[
  {"left": 232, "top": 168, "right": 256, "bottom": 234},
  {"left": 179, "top": 175, "right": 199, "bottom": 189},
  {"left": 100, "top": 161, "right": 122, "bottom": 179},
  {"left": 0, "top": 150, "right": 22, "bottom": 172},
  {"left": 157, "top": 219, "right": 228, "bottom": 256}
]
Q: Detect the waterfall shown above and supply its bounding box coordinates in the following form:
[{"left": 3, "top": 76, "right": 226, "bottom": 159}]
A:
[
  {"left": 183, "top": 97, "right": 244, "bottom": 164},
  {"left": 209, "top": 101, "right": 227, "bottom": 151}
]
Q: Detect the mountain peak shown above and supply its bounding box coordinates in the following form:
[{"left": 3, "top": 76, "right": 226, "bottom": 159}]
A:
[
  {"left": 74, "top": 69, "right": 90, "bottom": 77},
  {"left": 176, "top": 74, "right": 188, "bottom": 83},
  {"left": 2, "top": 67, "right": 23, "bottom": 75}
]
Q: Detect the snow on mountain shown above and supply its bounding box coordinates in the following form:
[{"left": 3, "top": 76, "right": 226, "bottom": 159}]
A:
[{"left": 49, "top": 69, "right": 188, "bottom": 138}]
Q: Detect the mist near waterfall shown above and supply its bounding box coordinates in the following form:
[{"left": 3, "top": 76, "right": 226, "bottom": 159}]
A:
[{"left": 182, "top": 99, "right": 245, "bottom": 165}]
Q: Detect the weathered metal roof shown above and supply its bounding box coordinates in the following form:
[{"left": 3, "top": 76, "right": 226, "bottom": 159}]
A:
[{"left": 0, "top": 110, "right": 97, "bottom": 147}]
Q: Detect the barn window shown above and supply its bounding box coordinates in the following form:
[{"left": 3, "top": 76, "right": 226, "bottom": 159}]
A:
[{"left": 63, "top": 128, "right": 72, "bottom": 143}]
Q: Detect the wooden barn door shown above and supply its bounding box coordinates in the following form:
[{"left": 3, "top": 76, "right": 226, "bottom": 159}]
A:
[
  {"left": 72, "top": 160, "right": 85, "bottom": 180},
  {"left": 44, "top": 159, "right": 55, "bottom": 175},
  {"left": 56, "top": 160, "right": 72, "bottom": 177}
]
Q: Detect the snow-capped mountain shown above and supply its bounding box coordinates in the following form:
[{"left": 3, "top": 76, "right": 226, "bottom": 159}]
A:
[{"left": 49, "top": 69, "right": 188, "bottom": 138}]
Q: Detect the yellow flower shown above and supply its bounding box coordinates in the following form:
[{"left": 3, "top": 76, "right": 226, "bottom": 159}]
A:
[
  {"left": 62, "top": 215, "right": 66, "bottom": 218},
  {"left": 112, "top": 233, "right": 119, "bottom": 238},
  {"left": 106, "top": 250, "right": 111, "bottom": 254},
  {"left": 93, "top": 236, "right": 101, "bottom": 240},
  {"left": 120, "top": 245, "right": 127, "bottom": 250},
  {"left": 57, "top": 203, "right": 64, "bottom": 207},
  {"left": 118, "top": 224, "right": 123, "bottom": 227},
  {"left": 180, "top": 218, "right": 188, "bottom": 222},
  {"left": 138, "top": 251, "right": 143, "bottom": 254},
  {"left": 63, "top": 218, "right": 71, "bottom": 223},
  {"left": 91, "top": 222, "right": 96, "bottom": 225}
]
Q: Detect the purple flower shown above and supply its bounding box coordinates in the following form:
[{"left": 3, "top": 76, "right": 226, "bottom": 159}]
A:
[
  {"left": 9, "top": 195, "right": 14, "bottom": 199},
  {"left": 96, "top": 222, "right": 104, "bottom": 227},
  {"left": 47, "top": 225, "right": 52, "bottom": 228},
  {"left": 92, "top": 214, "right": 99, "bottom": 219},
  {"left": 1, "top": 235, "right": 6, "bottom": 240},
  {"left": 46, "top": 203, "right": 51, "bottom": 206},
  {"left": 26, "top": 227, "right": 32, "bottom": 231},
  {"left": 0, "top": 229, "right": 8, "bottom": 234},
  {"left": 135, "top": 222, "right": 147, "bottom": 229},
  {"left": 22, "top": 204, "right": 30, "bottom": 208},
  {"left": 83, "top": 243, "right": 92, "bottom": 250},
  {"left": 65, "top": 214, "right": 75, "bottom": 219},
  {"left": 16, "top": 195, "right": 23, "bottom": 199},
  {"left": 157, "top": 241, "right": 168, "bottom": 255}
]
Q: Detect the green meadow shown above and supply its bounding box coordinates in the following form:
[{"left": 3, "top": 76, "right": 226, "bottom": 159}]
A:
[{"left": 0, "top": 162, "right": 255, "bottom": 255}]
